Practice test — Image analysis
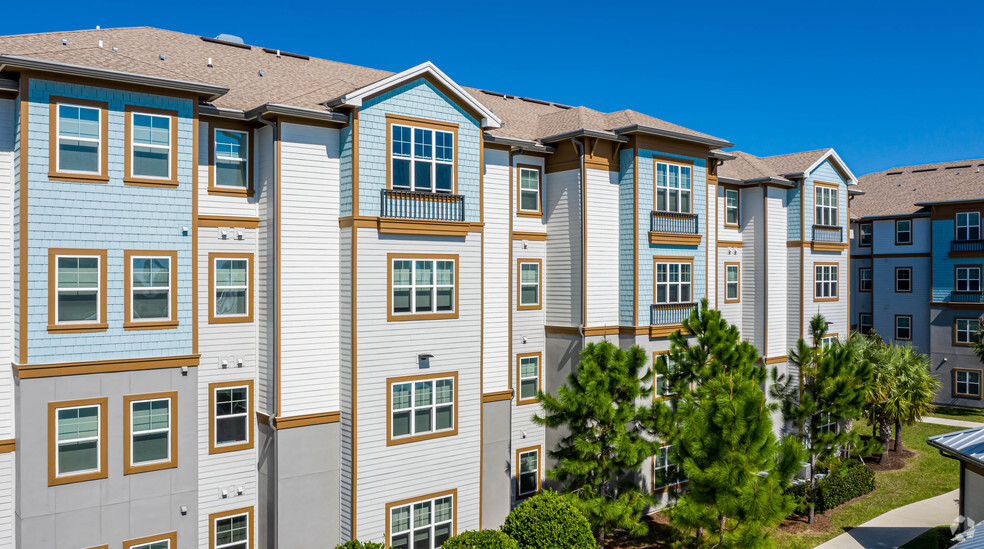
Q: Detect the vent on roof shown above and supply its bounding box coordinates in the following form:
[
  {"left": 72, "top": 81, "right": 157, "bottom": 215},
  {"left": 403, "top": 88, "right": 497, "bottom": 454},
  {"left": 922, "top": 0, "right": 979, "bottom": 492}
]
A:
[
  {"left": 520, "top": 97, "right": 551, "bottom": 106},
  {"left": 200, "top": 35, "right": 251, "bottom": 50},
  {"left": 261, "top": 48, "right": 309, "bottom": 60},
  {"left": 911, "top": 168, "right": 938, "bottom": 173},
  {"left": 945, "top": 165, "right": 972, "bottom": 170},
  {"left": 886, "top": 171, "right": 903, "bottom": 175}
]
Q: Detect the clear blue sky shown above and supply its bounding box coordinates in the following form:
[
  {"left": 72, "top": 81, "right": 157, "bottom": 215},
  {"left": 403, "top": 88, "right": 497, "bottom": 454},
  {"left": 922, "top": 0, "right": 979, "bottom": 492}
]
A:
[{"left": 5, "top": 0, "right": 983, "bottom": 175}]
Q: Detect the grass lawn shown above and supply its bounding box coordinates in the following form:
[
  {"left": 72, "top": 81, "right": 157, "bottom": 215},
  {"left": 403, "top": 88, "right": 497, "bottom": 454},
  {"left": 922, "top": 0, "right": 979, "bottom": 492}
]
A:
[
  {"left": 928, "top": 405, "right": 984, "bottom": 423},
  {"left": 899, "top": 526, "right": 951, "bottom": 549}
]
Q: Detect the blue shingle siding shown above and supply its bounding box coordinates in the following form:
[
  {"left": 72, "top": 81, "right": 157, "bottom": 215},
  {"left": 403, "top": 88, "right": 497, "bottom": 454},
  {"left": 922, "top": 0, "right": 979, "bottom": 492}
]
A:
[
  {"left": 618, "top": 148, "right": 635, "bottom": 325},
  {"left": 787, "top": 186, "right": 801, "bottom": 240},
  {"left": 805, "top": 159, "right": 848, "bottom": 232},
  {"left": 26, "top": 79, "right": 194, "bottom": 363},
  {"left": 339, "top": 124, "right": 353, "bottom": 216},
  {"left": 359, "top": 79, "right": 481, "bottom": 222},
  {"left": 14, "top": 96, "right": 22, "bottom": 360},
  {"left": 931, "top": 219, "right": 957, "bottom": 301},
  {"left": 637, "top": 150, "right": 707, "bottom": 323}
]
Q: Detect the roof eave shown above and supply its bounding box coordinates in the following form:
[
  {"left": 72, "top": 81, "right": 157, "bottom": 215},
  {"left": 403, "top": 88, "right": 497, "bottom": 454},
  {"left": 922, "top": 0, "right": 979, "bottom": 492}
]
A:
[
  {"left": 246, "top": 103, "right": 349, "bottom": 125},
  {"left": 539, "top": 128, "right": 629, "bottom": 144},
  {"left": 709, "top": 150, "right": 736, "bottom": 161},
  {"left": 483, "top": 134, "right": 555, "bottom": 154},
  {"left": 855, "top": 211, "right": 931, "bottom": 221},
  {"left": 0, "top": 54, "right": 229, "bottom": 101},
  {"left": 803, "top": 149, "right": 858, "bottom": 185},
  {"left": 926, "top": 434, "right": 984, "bottom": 472},
  {"left": 0, "top": 76, "right": 17, "bottom": 94},
  {"left": 613, "top": 124, "right": 733, "bottom": 150},
  {"left": 914, "top": 197, "right": 984, "bottom": 208}
]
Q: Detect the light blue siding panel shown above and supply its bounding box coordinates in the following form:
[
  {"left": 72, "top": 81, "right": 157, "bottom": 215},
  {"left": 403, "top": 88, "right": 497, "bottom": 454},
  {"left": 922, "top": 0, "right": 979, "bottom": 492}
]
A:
[
  {"left": 618, "top": 148, "right": 634, "bottom": 324},
  {"left": 787, "top": 186, "right": 801, "bottom": 240},
  {"left": 340, "top": 124, "right": 353, "bottom": 216},
  {"left": 931, "top": 219, "right": 958, "bottom": 301},
  {"left": 805, "top": 159, "right": 848, "bottom": 232}
]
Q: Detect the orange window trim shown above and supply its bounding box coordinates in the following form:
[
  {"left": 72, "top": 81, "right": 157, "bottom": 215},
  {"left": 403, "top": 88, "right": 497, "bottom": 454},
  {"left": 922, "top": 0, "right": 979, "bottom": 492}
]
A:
[
  {"left": 208, "top": 252, "right": 255, "bottom": 324},
  {"left": 516, "top": 258, "right": 542, "bottom": 311},
  {"left": 47, "top": 248, "right": 108, "bottom": 333},
  {"left": 123, "top": 532, "right": 177, "bottom": 549},
  {"left": 516, "top": 163, "right": 543, "bottom": 217},
  {"left": 953, "top": 318, "right": 982, "bottom": 347},
  {"left": 124, "top": 250, "right": 179, "bottom": 330},
  {"left": 386, "top": 253, "right": 460, "bottom": 322},
  {"left": 123, "top": 105, "right": 180, "bottom": 187},
  {"left": 385, "top": 114, "right": 459, "bottom": 194},
  {"left": 515, "top": 352, "right": 542, "bottom": 406},
  {"left": 953, "top": 368, "right": 983, "bottom": 399},
  {"left": 813, "top": 261, "right": 840, "bottom": 302},
  {"left": 123, "top": 391, "right": 178, "bottom": 475},
  {"left": 47, "top": 96, "right": 110, "bottom": 183},
  {"left": 384, "top": 489, "right": 458, "bottom": 547},
  {"left": 207, "top": 121, "right": 255, "bottom": 197},
  {"left": 652, "top": 157, "right": 695, "bottom": 214},
  {"left": 652, "top": 256, "right": 695, "bottom": 305},
  {"left": 48, "top": 397, "right": 108, "bottom": 486},
  {"left": 209, "top": 507, "right": 254, "bottom": 549},
  {"left": 515, "top": 445, "right": 542, "bottom": 498},
  {"left": 386, "top": 371, "right": 459, "bottom": 446},
  {"left": 722, "top": 185, "right": 740, "bottom": 229},
  {"left": 723, "top": 262, "right": 740, "bottom": 303},
  {"left": 208, "top": 379, "right": 254, "bottom": 455}
]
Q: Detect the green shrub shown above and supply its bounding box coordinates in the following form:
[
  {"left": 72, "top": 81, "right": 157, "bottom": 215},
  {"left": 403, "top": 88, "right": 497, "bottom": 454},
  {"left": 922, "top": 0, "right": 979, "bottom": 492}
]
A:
[
  {"left": 790, "top": 460, "right": 875, "bottom": 515},
  {"left": 502, "top": 490, "right": 595, "bottom": 549},
  {"left": 334, "top": 541, "right": 385, "bottom": 549},
  {"left": 441, "top": 529, "right": 518, "bottom": 549}
]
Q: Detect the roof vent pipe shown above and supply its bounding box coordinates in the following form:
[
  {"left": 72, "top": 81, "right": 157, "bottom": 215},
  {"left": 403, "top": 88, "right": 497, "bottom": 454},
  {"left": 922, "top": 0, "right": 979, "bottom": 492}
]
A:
[{"left": 215, "top": 34, "right": 245, "bottom": 45}]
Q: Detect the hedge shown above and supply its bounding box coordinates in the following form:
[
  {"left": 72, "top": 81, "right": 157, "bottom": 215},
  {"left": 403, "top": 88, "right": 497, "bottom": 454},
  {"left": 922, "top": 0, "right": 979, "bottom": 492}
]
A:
[
  {"left": 790, "top": 460, "right": 876, "bottom": 515},
  {"left": 441, "top": 529, "right": 519, "bottom": 549},
  {"left": 501, "top": 490, "right": 595, "bottom": 549},
  {"left": 334, "top": 541, "right": 385, "bottom": 549}
]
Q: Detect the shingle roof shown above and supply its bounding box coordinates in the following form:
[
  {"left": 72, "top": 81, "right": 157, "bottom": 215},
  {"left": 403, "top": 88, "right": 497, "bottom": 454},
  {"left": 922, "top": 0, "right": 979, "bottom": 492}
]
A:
[
  {"left": 718, "top": 149, "right": 832, "bottom": 182},
  {"left": 0, "top": 27, "right": 727, "bottom": 145},
  {"left": 852, "top": 158, "right": 984, "bottom": 218}
]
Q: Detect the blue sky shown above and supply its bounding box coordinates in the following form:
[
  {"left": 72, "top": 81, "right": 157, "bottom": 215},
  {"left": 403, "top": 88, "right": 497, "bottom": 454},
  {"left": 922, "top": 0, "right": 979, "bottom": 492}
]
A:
[{"left": 5, "top": 0, "right": 983, "bottom": 175}]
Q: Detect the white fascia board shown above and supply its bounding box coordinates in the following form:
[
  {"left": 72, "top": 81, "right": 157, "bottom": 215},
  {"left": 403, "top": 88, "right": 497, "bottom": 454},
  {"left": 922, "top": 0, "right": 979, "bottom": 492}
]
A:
[{"left": 805, "top": 149, "right": 858, "bottom": 185}]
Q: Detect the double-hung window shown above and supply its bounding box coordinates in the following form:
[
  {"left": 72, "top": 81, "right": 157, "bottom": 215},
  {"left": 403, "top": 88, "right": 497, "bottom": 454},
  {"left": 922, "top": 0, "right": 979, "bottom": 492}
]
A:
[
  {"left": 896, "top": 315, "right": 912, "bottom": 341},
  {"left": 859, "top": 222, "right": 873, "bottom": 246},
  {"left": 389, "top": 374, "right": 456, "bottom": 444},
  {"left": 124, "top": 533, "right": 177, "bottom": 549},
  {"left": 209, "top": 381, "right": 253, "bottom": 454},
  {"left": 213, "top": 129, "right": 250, "bottom": 190},
  {"left": 517, "top": 447, "right": 540, "bottom": 497},
  {"left": 653, "top": 353, "right": 680, "bottom": 399},
  {"left": 956, "top": 266, "right": 982, "bottom": 293},
  {"left": 896, "top": 219, "right": 912, "bottom": 244},
  {"left": 725, "top": 263, "right": 740, "bottom": 302},
  {"left": 52, "top": 98, "right": 106, "bottom": 178},
  {"left": 816, "top": 412, "right": 838, "bottom": 434},
  {"left": 815, "top": 264, "right": 838, "bottom": 300},
  {"left": 127, "top": 107, "right": 175, "bottom": 183},
  {"left": 724, "top": 188, "right": 739, "bottom": 227},
  {"left": 859, "top": 313, "right": 873, "bottom": 335},
  {"left": 821, "top": 335, "right": 838, "bottom": 350},
  {"left": 50, "top": 249, "right": 106, "bottom": 332},
  {"left": 518, "top": 260, "right": 541, "bottom": 310},
  {"left": 956, "top": 319, "right": 981, "bottom": 345},
  {"left": 653, "top": 445, "right": 680, "bottom": 492},
  {"left": 655, "top": 261, "right": 692, "bottom": 304},
  {"left": 957, "top": 212, "right": 981, "bottom": 241},
  {"left": 517, "top": 354, "right": 541, "bottom": 405},
  {"left": 815, "top": 185, "right": 838, "bottom": 226},
  {"left": 859, "top": 268, "right": 872, "bottom": 292},
  {"left": 49, "top": 398, "right": 107, "bottom": 485},
  {"left": 210, "top": 254, "right": 253, "bottom": 323},
  {"left": 955, "top": 370, "right": 982, "bottom": 398},
  {"left": 126, "top": 251, "right": 177, "bottom": 328},
  {"left": 655, "top": 161, "right": 692, "bottom": 213},
  {"left": 895, "top": 267, "right": 912, "bottom": 293},
  {"left": 211, "top": 508, "right": 252, "bottom": 549},
  {"left": 390, "top": 256, "right": 457, "bottom": 319},
  {"left": 124, "top": 393, "right": 176, "bottom": 474},
  {"left": 391, "top": 121, "right": 455, "bottom": 193},
  {"left": 389, "top": 493, "right": 454, "bottom": 549},
  {"left": 518, "top": 165, "right": 542, "bottom": 214}
]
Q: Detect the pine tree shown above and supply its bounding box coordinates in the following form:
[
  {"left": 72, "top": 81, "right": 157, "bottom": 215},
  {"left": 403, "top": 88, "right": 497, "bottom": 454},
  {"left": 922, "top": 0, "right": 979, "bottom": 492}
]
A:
[
  {"left": 771, "top": 315, "right": 874, "bottom": 524},
  {"left": 654, "top": 300, "right": 804, "bottom": 548},
  {"left": 533, "top": 341, "right": 658, "bottom": 545}
]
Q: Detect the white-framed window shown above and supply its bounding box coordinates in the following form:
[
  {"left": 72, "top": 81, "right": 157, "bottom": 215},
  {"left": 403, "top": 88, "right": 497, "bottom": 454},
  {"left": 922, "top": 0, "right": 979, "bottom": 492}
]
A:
[
  {"left": 655, "top": 162, "right": 692, "bottom": 214},
  {"left": 56, "top": 254, "right": 101, "bottom": 324},
  {"left": 859, "top": 313, "right": 873, "bottom": 335},
  {"left": 390, "top": 494, "right": 454, "bottom": 549},
  {"left": 519, "top": 167, "right": 540, "bottom": 213},
  {"left": 859, "top": 268, "right": 872, "bottom": 292},
  {"left": 519, "top": 261, "right": 540, "bottom": 308},
  {"left": 896, "top": 267, "right": 912, "bottom": 293},
  {"left": 725, "top": 188, "right": 739, "bottom": 226},
  {"left": 816, "top": 412, "right": 838, "bottom": 434},
  {"left": 956, "top": 319, "right": 981, "bottom": 345},
  {"left": 392, "top": 259, "right": 455, "bottom": 315},
  {"left": 896, "top": 316, "right": 912, "bottom": 341},
  {"left": 815, "top": 186, "right": 838, "bottom": 226},
  {"left": 725, "top": 264, "right": 739, "bottom": 302},
  {"left": 214, "top": 258, "right": 249, "bottom": 318},
  {"left": 518, "top": 355, "right": 540, "bottom": 403},
  {"left": 129, "top": 397, "right": 171, "bottom": 466},
  {"left": 130, "top": 112, "right": 171, "bottom": 179},
  {"left": 392, "top": 124, "right": 454, "bottom": 193},
  {"left": 820, "top": 335, "right": 838, "bottom": 350},
  {"left": 955, "top": 370, "right": 982, "bottom": 398},
  {"left": 215, "top": 129, "right": 249, "bottom": 188},
  {"left": 815, "top": 264, "right": 838, "bottom": 299},
  {"left": 391, "top": 377, "right": 455, "bottom": 439},
  {"left": 655, "top": 262, "right": 692, "bottom": 304},
  {"left": 517, "top": 448, "right": 539, "bottom": 497},
  {"left": 131, "top": 256, "right": 171, "bottom": 321},
  {"left": 957, "top": 212, "right": 981, "bottom": 241},
  {"left": 215, "top": 512, "right": 250, "bottom": 549},
  {"left": 56, "top": 102, "right": 101, "bottom": 174},
  {"left": 653, "top": 353, "right": 679, "bottom": 398},
  {"left": 957, "top": 267, "right": 982, "bottom": 293},
  {"left": 131, "top": 539, "right": 171, "bottom": 549},
  {"left": 214, "top": 386, "right": 249, "bottom": 447},
  {"left": 896, "top": 219, "right": 912, "bottom": 244},
  {"left": 653, "top": 445, "right": 679, "bottom": 491},
  {"left": 859, "top": 222, "right": 873, "bottom": 246},
  {"left": 55, "top": 404, "right": 101, "bottom": 477}
]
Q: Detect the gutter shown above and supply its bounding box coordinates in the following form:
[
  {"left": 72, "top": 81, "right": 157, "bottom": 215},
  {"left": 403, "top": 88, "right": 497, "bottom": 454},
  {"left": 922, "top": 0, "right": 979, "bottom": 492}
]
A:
[
  {"left": 483, "top": 134, "right": 555, "bottom": 154},
  {"left": 709, "top": 150, "right": 736, "bottom": 161},
  {"left": 612, "top": 124, "right": 734, "bottom": 149},
  {"left": 0, "top": 54, "right": 228, "bottom": 101},
  {"left": 926, "top": 436, "right": 984, "bottom": 472},
  {"left": 539, "top": 128, "right": 629, "bottom": 145},
  {"left": 198, "top": 105, "right": 249, "bottom": 120},
  {"left": 855, "top": 211, "right": 931, "bottom": 221},
  {"left": 915, "top": 197, "right": 984, "bottom": 207},
  {"left": 246, "top": 103, "right": 349, "bottom": 125}
]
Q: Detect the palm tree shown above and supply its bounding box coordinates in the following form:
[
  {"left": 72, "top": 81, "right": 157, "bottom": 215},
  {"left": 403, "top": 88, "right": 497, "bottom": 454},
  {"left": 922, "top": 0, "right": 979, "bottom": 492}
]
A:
[{"left": 883, "top": 346, "right": 939, "bottom": 451}]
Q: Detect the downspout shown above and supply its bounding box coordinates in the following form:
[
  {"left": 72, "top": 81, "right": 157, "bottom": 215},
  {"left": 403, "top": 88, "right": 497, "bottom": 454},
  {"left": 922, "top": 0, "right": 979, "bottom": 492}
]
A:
[{"left": 573, "top": 138, "right": 586, "bottom": 336}]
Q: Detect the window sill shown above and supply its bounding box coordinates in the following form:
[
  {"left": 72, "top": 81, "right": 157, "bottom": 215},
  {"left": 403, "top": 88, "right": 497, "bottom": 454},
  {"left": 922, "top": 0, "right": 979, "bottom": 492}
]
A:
[
  {"left": 386, "top": 429, "right": 457, "bottom": 447},
  {"left": 124, "top": 320, "right": 179, "bottom": 331},
  {"left": 47, "top": 322, "right": 109, "bottom": 334},
  {"left": 724, "top": 298, "right": 740, "bottom": 304},
  {"left": 813, "top": 297, "right": 840, "bottom": 302},
  {"left": 49, "top": 469, "right": 108, "bottom": 486},
  {"left": 516, "top": 489, "right": 540, "bottom": 501},
  {"left": 208, "top": 315, "right": 254, "bottom": 324},
  {"left": 48, "top": 171, "right": 109, "bottom": 184},
  {"left": 209, "top": 440, "right": 253, "bottom": 455},
  {"left": 387, "top": 311, "right": 459, "bottom": 322},
  {"left": 208, "top": 185, "right": 253, "bottom": 198},
  {"left": 124, "top": 459, "right": 177, "bottom": 475},
  {"left": 124, "top": 177, "right": 179, "bottom": 188},
  {"left": 723, "top": 223, "right": 739, "bottom": 229},
  {"left": 653, "top": 480, "right": 688, "bottom": 494},
  {"left": 516, "top": 397, "right": 540, "bottom": 406},
  {"left": 517, "top": 303, "right": 542, "bottom": 311},
  {"left": 517, "top": 211, "right": 542, "bottom": 218},
  {"left": 953, "top": 392, "right": 983, "bottom": 399}
]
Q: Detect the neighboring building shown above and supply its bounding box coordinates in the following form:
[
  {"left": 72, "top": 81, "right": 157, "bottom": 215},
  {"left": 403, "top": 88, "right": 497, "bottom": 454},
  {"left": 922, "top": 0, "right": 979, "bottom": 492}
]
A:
[
  {"left": 0, "top": 27, "right": 853, "bottom": 549},
  {"left": 850, "top": 160, "right": 984, "bottom": 408},
  {"left": 928, "top": 426, "right": 984, "bottom": 532}
]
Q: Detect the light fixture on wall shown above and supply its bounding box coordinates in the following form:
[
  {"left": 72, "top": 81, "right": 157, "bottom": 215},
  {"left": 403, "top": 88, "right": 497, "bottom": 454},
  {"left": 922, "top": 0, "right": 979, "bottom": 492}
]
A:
[{"left": 418, "top": 353, "right": 434, "bottom": 369}]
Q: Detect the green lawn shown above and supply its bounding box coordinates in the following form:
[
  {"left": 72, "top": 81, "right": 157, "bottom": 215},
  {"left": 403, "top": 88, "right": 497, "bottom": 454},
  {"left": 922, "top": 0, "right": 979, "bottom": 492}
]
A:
[
  {"left": 772, "top": 421, "right": 963, "bottom": 549},
  {"left": 899, "top": 526, "right": 951, "bottom": 549},
  {"left": 928, "top": 405, "right": 984, "bottom": 423}
]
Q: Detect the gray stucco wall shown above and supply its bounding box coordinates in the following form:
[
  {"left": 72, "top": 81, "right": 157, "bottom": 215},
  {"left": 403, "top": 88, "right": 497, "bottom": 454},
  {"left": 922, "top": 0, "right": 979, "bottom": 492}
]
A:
[
  {"left": 481, "top": 399, "right": 511, "bottom": 528},
  {"left": 543, "top": 333, "right": 581, "bottom": 480}
]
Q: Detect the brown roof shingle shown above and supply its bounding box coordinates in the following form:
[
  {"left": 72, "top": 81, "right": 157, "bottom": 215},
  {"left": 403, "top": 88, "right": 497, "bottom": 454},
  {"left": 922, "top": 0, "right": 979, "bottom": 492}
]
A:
[
  {"left": 852, "top": 159, "right": 984, "bottom": 218},
  {"left": 718, "top": 149, "right": 832, "bottom": 182}
]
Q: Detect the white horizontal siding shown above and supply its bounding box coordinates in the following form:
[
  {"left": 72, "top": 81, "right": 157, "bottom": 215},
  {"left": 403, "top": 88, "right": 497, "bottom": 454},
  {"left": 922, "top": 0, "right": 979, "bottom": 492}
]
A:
[
  {"left": 339, "top": 227, "right": 354, "bottom": 539},
  {"left": 0, "top": 98, "right": 14, "bottom": 439},
  {"left": 741, "top": 187, "right": 763, "bottom": 350},
  {"left": 0, "top": 452, "right": 12, "bottom": 549},
  {"left": 765, "top": 188, "right": 788, "bottom": 358},
  {"left": 255, "top": 125, "right": 275, "bottom": 415},
  {"left": 484, "top": 148, "right": 511, "bottom": 393},
  {"left": 786, "top": 248, "right": 803, "bottom": 350},
  {"left": 584, "top": 168, "right": 619, "bottom": 327},
  {"left": 512, "top": 154, "right": 546, "bottom": 234},
  {"left": 804, "top": 249, "right": 850, "bottom": 341},
  {"left": 545, "top": 169, "right": 581, "bottom": 326}
]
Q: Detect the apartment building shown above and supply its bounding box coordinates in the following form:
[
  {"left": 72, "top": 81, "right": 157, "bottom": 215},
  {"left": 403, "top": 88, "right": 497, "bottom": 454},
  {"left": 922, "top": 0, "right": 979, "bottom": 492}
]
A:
[
  {"left": 0, "top": 26, "right": 854, "bottom": 549},
  {"left": 850, "top": 160, "right": 984, "bottom": 408}
]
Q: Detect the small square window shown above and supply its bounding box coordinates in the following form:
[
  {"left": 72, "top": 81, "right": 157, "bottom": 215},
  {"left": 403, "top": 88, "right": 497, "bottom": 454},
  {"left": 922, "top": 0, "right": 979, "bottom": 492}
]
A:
[
  {"left": 859, "top": 223, "right": 872, "bottom": 246},
  {"left": 955, "top": 370, "right": 982, "bottom": 398},
  {"left": 896, "top": 219, "right": 912, "bottom": 245}
]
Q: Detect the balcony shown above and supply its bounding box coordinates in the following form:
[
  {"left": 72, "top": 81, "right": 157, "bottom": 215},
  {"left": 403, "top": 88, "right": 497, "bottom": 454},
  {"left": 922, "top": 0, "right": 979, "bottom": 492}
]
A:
[
  {"left": 810, "top": 225, "right": 846, "bottom": 252},
  {"left": 650, "top": 302, "right": 697, "bottom": 337},
  {"left": 381, "top": 189, "right": 465, "bottom": 222},
  {"left": 948, "top": 291, "right": 984, "bottom": 303},
  {"left": 649, "top": 211, "right": 701, "bottom": 246},
  {"left": 950, "top": 239, "right": 984, "bottom": 258}
]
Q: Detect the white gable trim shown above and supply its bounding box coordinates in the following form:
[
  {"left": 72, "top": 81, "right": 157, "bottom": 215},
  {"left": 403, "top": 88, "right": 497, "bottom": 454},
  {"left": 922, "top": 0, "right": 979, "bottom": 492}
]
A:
[
  {"left": 806, "top": 149, "right": 857, "bottom": 185},
  {"left": 331, "top": 61, "right": 502, "bottom": 129}
]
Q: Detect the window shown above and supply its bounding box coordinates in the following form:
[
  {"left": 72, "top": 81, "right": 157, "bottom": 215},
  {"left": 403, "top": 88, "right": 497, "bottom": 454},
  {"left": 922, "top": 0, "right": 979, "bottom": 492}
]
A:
[
  {"left": 518, "top": 165, "right": 542, "bottom": 215},
  {"left": 955, "top": 319, "right": 981, "bottom": 345},
  {"left": 125, "top": 106, "right": 177, "bottom": 185},
  {"left": 48, "top": 398, "right": 107, "bottom": 486},
  {"left": 123, "top": 532, "right": 177, "bottom": 549},
  {"left": 389, "top": 116, "right": 456, "bottom": 193},
  {"left": 209, "top": 380, "right": 253, "bottom": 454},
  {"left": 516, "top": 446, "right": 540, "bottom": 497},
  {"left": 208, "top": 124, "right": 252, "bottom": 196},
  {"left": 816, "top": 412, "right": 838, "bottom": 434},
  {"left": 859, "top": 313, "right": 873, "bottom": 335},
  {"left": 956, "top": 266, "right": 982, "bottom": 293},
  {"left": 655, "top": 260, "right": 692, "bottom": 304},
  {"left": 814, "top": 264, "right": 838, "bottom": 301},
  {"left": 388, "top": 373, "right": 457, "bottom": 445},
  {"left": 125, "top": 251, "right": 178, "bottom": 329},
  {"left": 859, "top": 268, "right": 872, "bottom": 292},
  {"left": 518, "top": 259, "right": 541, "bottom": 310},
  {"left": 859, "top": 222, "right": 873, "bottom": 246},
  {"left": 653, "top": 445, "right": 680, "bottom": 492},
  {"left": 820, "top": 335, "right": 838, "bottom": 350},
  {"left": 815, "top": 185, "right": 838, "bottom": 226},
  {"left": 895, "top": 267, "right": 912, "bottom": 293},
  {"left": 896, "top": 219, "right": 912, "bottom": 245},
  {"left": 209, "top": 253, "right": 253, "bottom": 323},
  {"left": 210, "top": 508, "right": 252, "bottom": 549},
  {"left": 48, "top": 249, "right": 107, "bottom": 333},
  {"left": 516, "top": 353, "right": 541, "bottom": 406},
  {"left": 653, "top": 352, "right": 680, "bottom": 399},
  {"left": 957, "top": 212, "right": 981, "bottom": 241},
  {"left": 724, "top": 263, "right": 740, "bottom": 303},
  {"left": 896, "top": 315, "right": 912, "bottom": 341},
  {"left": 50, "top": 97, "right": 108, "bottom": 181},
  {"left": 388, "top": 491, "right": 455, "bottom": 549},
  {"left": 724, "top": 188, "right": 739, "bottom": 227},
  {"left": 654, "top": 161, "right": 692, "bottom": 214},
  {"left": 955, "top": 370, "right": 982, "bottom": 398},
  {"left": 389, "top": 255, "right": 458, "bottom": 320},
  {"left": 124, "top": 392, "right": 177, "bottom": 475}
]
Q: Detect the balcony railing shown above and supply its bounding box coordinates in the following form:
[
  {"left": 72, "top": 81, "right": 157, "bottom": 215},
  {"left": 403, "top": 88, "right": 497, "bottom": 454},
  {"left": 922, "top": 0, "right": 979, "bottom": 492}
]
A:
[
  {"left": 651, "top": 302, "right": 697, "bottom": 326},
  {"left": 948, "top": 291, "right": 984, "bottom": 303},
  {"left": 812, "top": 224, "right": 843, "bottom": 243},
  {"left": 951, "top": 240, "right": 984, "bottom": 253},
  {"left": 651, "top": 211, "right": 699, "bottom": 234},
  {"left": 380, "top": 189, "right": 465, "bottom": 222}
]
